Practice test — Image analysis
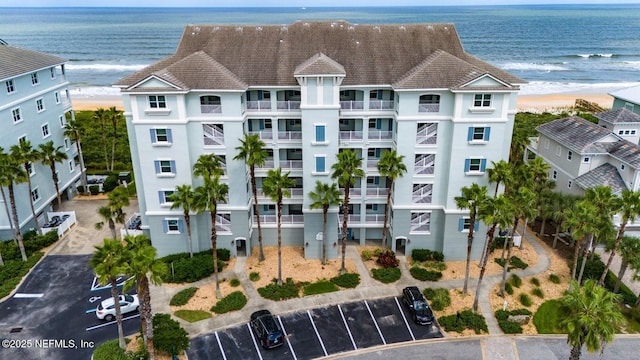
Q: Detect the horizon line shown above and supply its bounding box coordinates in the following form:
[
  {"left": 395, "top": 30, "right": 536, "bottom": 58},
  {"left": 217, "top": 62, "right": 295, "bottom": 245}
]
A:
[{"left": 1, "top": 3, "right": 638, "bottom": 8}]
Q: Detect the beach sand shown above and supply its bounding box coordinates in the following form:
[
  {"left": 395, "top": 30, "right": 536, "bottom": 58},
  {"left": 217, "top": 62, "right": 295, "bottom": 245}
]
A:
[{"left": 69, "top": 92, "right": 614, "bottom": 113}]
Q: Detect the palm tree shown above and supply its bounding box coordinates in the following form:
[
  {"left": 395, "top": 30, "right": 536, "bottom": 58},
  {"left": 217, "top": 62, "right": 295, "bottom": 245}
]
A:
[
  {"left": 551, "top": 193, "right": 580, "bottom": 249},
  {"left": 561, "top": 279, "right": 624, "bottom": 360},
  {"left": 107, "top": 107, "right": 122, "bottom": 172},
  {"left": 331, "top": 149, "right": 365, "bottom": 274},
  {"left": 565, "top": 200, "right": 600, "bottom": 282},
  {"left": 90, "top": 238, "right": 129, "bottom": 349},
  {"left": 95, "top": 205, "right": 117, "bottom": 239},
  {"left": 613, "top": 235, "right": 640, "bottom": 293},
  {"left": 169, "top": 185, "right": 197, "bottom": 257},
  {"left": 263, "top": 167, "right": 295, "bottom": 285},
  {"left": 193, "top": 153, "right": 224, "bottom": 179},
  {"left": 454, "top": 183, "right": 489, "bottom": 296},
  {"left": 93, "top": 108, "right": 110, "bottom": 171},
  {"left": 377, "top": 149, "right": 407, "bottom": 248},
  {"left": 108, "top": 187, "right": 130, "bottom": 234},
  {"left": 486, "top": 159, "right": 512, "bottom": 197},
  {"left": 63, "top": 117, "right": 88, "bottom": 193},
  {"left": 599, "top": 189, "right": 640, "bottom": 285},
  {"left": 38, "top": 140, "right": 68, "bottom": 209},
  {"left": 234, "top": 133, "right": 268, "bottom": 261},
  {"left": 123, "top": 234, "right": 168, "bottom": 360},
  {"left": 10, "top": 140, "right": 42, "bottom": 234},
  {"left": 473, "top": 194, "right": 512, "bottom": 313},
  {"left": 0, "top": 147, "right": 28, "bottom": 261},
  {"left": 309, "top": 180, "right": 342, "bottom": 265}
]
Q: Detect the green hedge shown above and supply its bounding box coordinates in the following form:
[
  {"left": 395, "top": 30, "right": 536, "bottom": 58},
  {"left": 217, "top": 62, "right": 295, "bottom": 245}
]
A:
[
  {"left": 0, "top": 252, "right": 44, "bottom": 299},
  {"left": 439, "top": 310, "right": 488, "bottom": 334},
  {"left": 170, "top": 287, "right": 198, "bottom": 306},
  {"left": 1, "top": 231, "right": 58, "bottom": 260},
  {"left": 371, "top": 267, "right": 401, "bottom": 284},
  {"left": 257, "top": 278, "right": 300, "bottom": 301},
  {"left": 330, "top": 273, "right": 360, "bottom": 288},
  {"left": 92, "top": 339, "right": 129, "bottom": 360},
  {"left": 210, "top": 291, "right": 247, "bottom": 314},
  {"left": 409, "top": 266, "right": 443, "bottom": 281},
  {"left": 161, "top": 251, "right": 227, "bottom": 283},
  {"left": 411, "top": 249, "right": 445, "bottom": 262}
]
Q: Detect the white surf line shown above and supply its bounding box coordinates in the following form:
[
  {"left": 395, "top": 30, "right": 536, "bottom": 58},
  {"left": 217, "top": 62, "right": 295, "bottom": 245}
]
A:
[
  {"left": 247, "top": 323, "right": 264, "bottom": 360},
  {"left": 13, "top": 293, "right": 44, "bottom": 298},
  {"left": 364, "top": 300, "right": 386, "bottom": 345},
  {"left": 214, "top": 332, "right": 227, "bottom": 360},
  {"left": 277, "top": 316, "right": 297, "bottom": 360},
  {"left": 307, "top": 310, "right": 328, "bottom": 357},
  {"left": 394, "top": 297, "right": 415, "bottom": 341},
  {"left": 86, "top": 314, "right": 140, "bottom": 331},
  {"left": 337, "top": 304, "right": 357, "bottom": 350}
]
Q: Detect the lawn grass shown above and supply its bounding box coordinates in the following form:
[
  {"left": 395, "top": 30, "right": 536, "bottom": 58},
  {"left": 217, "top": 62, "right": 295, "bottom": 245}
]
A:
[
  {"left": 174, "top": 309, "right": 212, "bottom": 323},
  {"left": 303, "top": 280, "right": 339, "bottom": 296},
  {"left": 533, "top": 299, "right": 565, "bottom": 334}
]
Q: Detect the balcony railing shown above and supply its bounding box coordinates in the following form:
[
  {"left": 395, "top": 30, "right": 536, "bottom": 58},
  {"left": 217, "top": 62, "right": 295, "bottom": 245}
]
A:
[
  {"left": 257, "top": 160, "right": 275, "bottom": 169},
  {"left": 415, "top": 155, "right": 435, "bottom": 175},
  {"left": 215, "top": 215, "right": 232, "bottom": 232},
  {"left": 339, "top": 131, "right": 363, "bottom": 141},
  {"left": 411, "top": 214, "right": 431, "bottom": 232},
  {"left": 369, "top": 100, "right": 395, "bottom": 110},
  {"left": 338, "top": 214, "right": 385, "bottom": 225},
  {"left": 412, "top": 185, "right": 433, "bottom": 204},
  {"left": 367, "top": 159, "right": 379, "bottom": 169},
  {"left": 366, "top": 188, "right": 388, "bottom": 197},
  {"left": 340, "top": 101, "right": 364, "bottom": 111},
  {"left": 416, "top": 123, "right": 438, "bottom": 145},
  {"left": 203, "top": 124, "right": 224, "bottom": 146},
  {"left": 419, "top": 103, "right": 440, "bottom": 113},
  {"left": 201, "top": 104, "right": 222, "bottom": 113},
  {"left": 257, "top": 188, "right": 304, "bottom": 197},
  {"left": 277, "top": 101, "right": 301, "bottom": 111},
  {"left": 246, "top": 101, "right": 272, "bottom": 111},
  {"left": 279, "top": 160, "right": 303, "bottom": 169},
  {"left": 253, "top": 214, "right": 304, "bottom": 224},
  {"left": 278, "top": 131, "right": 302, "bottom": 142},
  {"left": 368, "top": 130, "right": 393, "bottom": 141},
  {"left": 340, "top": 188, "right": 362, "bottom": 197},
  {"left": 248, "top": 130, "right": 273, "bottom": 140}
]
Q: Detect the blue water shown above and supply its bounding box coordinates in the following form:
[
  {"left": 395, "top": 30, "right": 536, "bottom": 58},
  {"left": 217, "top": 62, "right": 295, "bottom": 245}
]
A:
[{"left": 1, "top": 5, "right": 639, "bottom": 96}]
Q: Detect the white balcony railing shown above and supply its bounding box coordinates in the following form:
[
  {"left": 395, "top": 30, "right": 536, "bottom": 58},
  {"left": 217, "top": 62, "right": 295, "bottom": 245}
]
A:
[
  {"left": 201, "top": 104, "right": 222, "bottom": 113},
  {"left": 276, "top": 101, "right": 301, "bottom": 111},
  {"left": 411, "top": 213, "right": 431, "bottom": 232},
  {"left": 412, "top": 184, "right": 433, "bottom": 204},
  {"left": 203, "top": 124, "right": 224, "bottom": 146},
  {"left": 366, "top": 188, "right": 388, "bottom": 197},
  {"left": 248, "top": 131, "right": 273, "bottom": 140},
  {"left": 257, "top": 160, "right": 275, "bottom": 169},
  {"left": 246, "top": 101, "right": 272, "bottom": 111},
  {"left": 253, "top": 214, "right": 304, "bottom": 224},
  {"left": 368, "top": 130, "right": 393, "bottom": 141},
  {"left": 416, "top": 123, "right": 438, "bottom": 145},
  {"left": 257, "top": 188, "right": 303, "bottom": 198},
  {"left": 367, "top": 159, "right": 379, "bottom": 169},
  {"left": 215, "top": 215, "right": 232, "bottom": 232},
  {"left": 419, "top": 103, "right": 440, "bottom": 113},
  {"left": 369, "top": 100, "right": 395, "bottom": 110},
  {"left": 340, "top": 188, "right": 362, "bottom": 197},
  {"left": 338, "top": 214, "right": 385, "bottom": 225},
  {"left": 340, "top": 101, "right": 364, "bottom": 111},
  {"left": 339, "top": 131, "right": 363, "bottom": 141},
  {"left": 279, "top": 160, "right": 303, "bottom": 169},
  {"left": 415, "top": 155, "right": 435, "bottom": 175},
  {"left": 278, "top": 131, "right": 302, "bottom": 142}
]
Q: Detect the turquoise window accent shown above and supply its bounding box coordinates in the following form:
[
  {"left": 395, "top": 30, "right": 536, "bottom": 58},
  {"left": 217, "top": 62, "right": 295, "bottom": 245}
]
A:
[
  {"left": 315, "top": 125, "right": 325, "bottom": 142},
  {"left": 315, "top": 156, "right": 326, "bottom": 173}
]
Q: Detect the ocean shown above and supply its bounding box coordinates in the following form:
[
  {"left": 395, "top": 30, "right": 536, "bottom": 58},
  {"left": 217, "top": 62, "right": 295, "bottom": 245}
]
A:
[{"left": 1, "top": 5, "right": 640, "bottom": 97}]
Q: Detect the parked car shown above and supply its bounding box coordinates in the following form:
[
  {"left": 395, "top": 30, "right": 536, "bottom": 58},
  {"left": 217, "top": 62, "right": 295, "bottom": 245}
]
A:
[
  {"left": 96, "top": 294, "right": 139, "bottom": 321},
  {"left": 250, "top": 310, "right": 284, "bottom": 349},
  {"left": 402, "top": 286, "right": 434, "bottom": 325}
]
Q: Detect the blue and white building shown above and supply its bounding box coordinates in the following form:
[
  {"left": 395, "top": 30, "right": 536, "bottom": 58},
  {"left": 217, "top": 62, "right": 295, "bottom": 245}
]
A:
[
  {"left": 0, "top": 42, "right": 81, "bottom": 239},
  {"left": 115, "top": 21, "right": 524, "bottom": 260}
]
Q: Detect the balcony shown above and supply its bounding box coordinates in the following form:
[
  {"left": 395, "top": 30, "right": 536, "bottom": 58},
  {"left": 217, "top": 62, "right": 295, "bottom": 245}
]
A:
[
  {"left": 412, "top": 184, "right": 433, "bottom": 204},
  {"left": 415, "top": 155, "right": 435, "bottom": 175},
  {"left": 368, "top": 130, "right": 393, "bottom": 141},
  {"left": 340, "top": 101, "right": 364, "bottom": 111},
  {"left": 201, "top": 104, "right": 222, "bottom": 113},
  {"left": 338, "top": 214, "right": 385, "bottom": 225},
  {"left": 203, "top": 124, "right": 224, "bottom": 146},
  {"left": 248, "top": 130, "right": 273, "bottom": 141},
  {"left": 369, "top": 100, "right": 395, "bottom": 110},
  {"left": 416, "top": 123, "right": 438, "bottom": 145},
  {"left": 257, "top": 160, "right": 275, "bottom": 169},
  {"left": 410, "top": 213, "right": 431, "bottom": 232},
  {"left": 277, "top": 131, "right": 302, "bottom": 142},
  {"left": 257, "top": 188, "right": 304, "bottom": 198},
  {"left": 276, "top": 101, "right": 301, "bottom": 111},
  {"left": 215, "top": 215, "right": 232, "bottom": 232},
  {"left": 246, "top": 101, "right": 272, "bottom": 111},
  {"left": 279, "top": 160, "right": 303, "bottom": 170},
  {"left": 339, "top": 131, "right": 363, "bottom": 142},
  {"left": 340, "top": 188, "right": 362, "bottom": 198},
  {"left": 419, "top": 104, "right": 440, "bottom": 113},
  {"left": 367, "top": 159, "right": 379, "bottom": 170},
  {"left": 253, "top": 214, "right": 304, "bottom": 224},
  {"left": 366, "top": 188, "right": 388, "bottom": 197}
]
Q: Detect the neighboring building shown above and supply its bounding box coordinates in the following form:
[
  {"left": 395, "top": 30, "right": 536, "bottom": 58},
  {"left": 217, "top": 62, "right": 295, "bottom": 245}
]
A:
[
  {"left": 525, "top": 114, "right": 640, "bottom": 197},
  {"left": 0, "top": 42, "right": 81, "bottom": 239},
  {"left": 609, "top": 85, "right": 640, "bottom": 116},
  {"left": 114, "top": 21, "right": 524, "bottom": 260},
  {"left": 594, "top": 108, "right": 640, "bottom": 145}
]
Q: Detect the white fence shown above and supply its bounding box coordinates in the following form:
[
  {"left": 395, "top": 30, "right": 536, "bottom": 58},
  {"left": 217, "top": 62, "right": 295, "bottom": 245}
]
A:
[{"left": 41, "top": 211, "right": 76, "bottom": 237}]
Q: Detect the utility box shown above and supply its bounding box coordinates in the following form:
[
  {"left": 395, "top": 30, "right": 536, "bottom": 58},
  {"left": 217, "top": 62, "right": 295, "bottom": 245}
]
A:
[{"left": 118, "top": 172, "right": 131, "bottom": 183}]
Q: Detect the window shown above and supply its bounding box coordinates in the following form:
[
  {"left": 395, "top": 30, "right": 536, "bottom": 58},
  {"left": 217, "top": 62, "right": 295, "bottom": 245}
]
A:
[
  {"left": 367, "top": 176, "right": 379, "bottom": 185},
  {"left": 473, "top": 94, "right": 491, "bottom": 107},
  {"left": 31, "top": 73, "right": 39, "bottom": 85},
  {"left": 621, "top": 164, "right": 626, "bottom": 171},
  {"left": 568, "top": 180, "right": 572, "bottom": 189},
  {"left": 624, "top": 103, "right": 635, "bottom": 112},
  {"left": 36, "top": 98, "right": 45, "bottom": 112},
  {"left": 366, "top": 204, "right": 378, "bottom": 211},
  {"left": 410, "top": 212, "right": 431, "bottom": 232},
  {"left": 262, "top": 204, "right": 276, "bottom": 212},
  {"left": 418, "top": 94, "right": 440, "bottom": 112},
  {"left": 41, "top": 123, "right": 50, "bottom": 138},
  {"left": 555, "top": 146, "right": 562, "bottom": 157},
  {"left": 54, "top": 92, "right": 60, "bottom": 104},
  {"left": 458, "top": 217, "right": 479, "bottom": 232},
  {"left": 68, "top": 160, "right": 74, "bottom": 172},
  {"left": 583, "top": 157, "right": 590, "bottom": 163},
  {"left": 315, "top": 125, "right": 326, "bottom": 143},
  {"left": 618, "top": 130, "right": 624, "bottom": 135},
  {"left": 154, "top": 160, "right": 176, "bottom": 176},
  {"left": 64, "top": 138, "right": 70, "bottom": 150},
  {"left": 633, "top": 130, "right": 637, "bottom": 135},
  {"left": 465, "top": 158, "right": 487, "bottom": 173},
  {"left": 149, "top": 95, "right": 166, "bottom": 109},
  {"left": 18, "top": 135, "right": 27, "bottom": 143},
  {"left": 59, "top": 115, "right": 65, "bottom": 127},
  {"left": 467, "top": 126, "right": 490, "bottom": 142},
  {"left": 567, "top": 151, "right": 573, "bottom": 161},
  {"left": 12, "top": 108, "right": 21, "bottom": 123},
  {"left": 150, "top": 128, "right": 172, "bottom": 144},
  {"left": 163, "top": 219, "right": 182, "bottom": 233},
  {"left": 31, "top": 188, "right": 40, "bottom": 203},
  {"left": 315, "top": 155, "right": 326, "bottom": 173},
  {"left": 6, "top": 79, "right": 15, "bottom": 94},
  {"left": 543, "top": 138, "right": 549, "bottom": 149},
  {"left": 50, "top": 68, "right": 56, "bottom": 79},
  {"left": 158, "top": 190, "right": 176, "bottom": 206},
  {"left": 200, "top": 95, "right": 221, "bottom": 113},
  {"left": 552, "top": 170, "right": 557, "bottom": 180}
]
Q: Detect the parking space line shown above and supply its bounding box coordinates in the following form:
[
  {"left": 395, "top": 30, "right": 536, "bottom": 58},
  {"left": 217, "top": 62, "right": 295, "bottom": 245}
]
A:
[
  {"left": 394, "top": 297, "right": 415, "bottom": 341},
  {"left": 85, "top": 308, "right": 96, "bottom": 314},
  {"left": 86, "top": 313, "right": 140, "bottom": 331},
  {"left": 247, "top": 323, "right": 264, "bottom": 360},
  {"left": 214, "top": 332, "right": 227, "bottom": 360},
  {"left": 277, "top": 316, "right": 297, "bottom": 360},
  {"left": 337, "top": 304, "right": 357, "bottom": 351},
  {"left": 307, "top": 310, "right": 328, "bottom": 357},
  {"left": 364, "top": 300, "right": 386, "bottom": 345},
  {"left": 13, "top": 293, "right": 44, "bottom": 298}
]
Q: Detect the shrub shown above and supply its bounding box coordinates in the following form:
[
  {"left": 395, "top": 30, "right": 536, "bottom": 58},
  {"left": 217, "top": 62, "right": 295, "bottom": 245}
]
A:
[
  {"left": 361, "top": 249, "right": 374, "bottom": 261},
  {"left": 376, "top": 250, "right": 399, "bottom": 268},
  {"left": 153, "top": 313, "right": 190, "bottom": 356},
  {"left": 0, "top": 252, "right": 44, "bottom": 299},
  {"left": 174, "top": 309, "right": 212, "bottom": 322},
  {"left": 229, "top": 278, "right": 241, "bottom": 287},
  {"left": 409, "top": 266, "right": 442, "bottom": 281},
  {"left": 510, "top": 256, "right": 528, "bottom": 270},
  {"left": 423, "top": 287, "right": 436, "bottom": 299},
  {"left": 170, "top": 287, "right": 198, "bottom": 306},
  {"left": 492, "top": 237, "right": 506, "bottom": 251},
  {"left": 210, "top": 291, "right": 247, "bottom": 314},
  {"left": 531, "top": 287, "right": 544, "bottom": 299},
  {"left": 604, "top": 270, "right": 638, "bottom": 305},
  {"left": 440, "top": 310, "right": 488, "bottom": 334},
  {"left": 161, "top": 251, "right": 226, "bottom": 283},
  {"left": 423, "top": 261, "right": 447, "bottom": 271},
  {"left": 216, "top": 248, "right": 231, "bottom": 261},
  {"left": 102, "top": 173, "right": 119, "bottom": 192},
  {"left": 548, "top": 274, "right": 561, "bottom": 284},
  {"left": 92, "top": 339, "right": 129, "bottom": 360},
  {"left": 330, "top": 273, "right": 360, "bottom": 288},
  {"left": 249, "top": 272, "right": 260, "bottom": 282},
  {"left": 530, "top": 277, "right": 541, "bottom": 287},
  {"left": 498, "top": 320, "right": 523, "bottom": 334},
  {"left": 89, "top": 185, "right": 100, "bottom": 195},
  {"left": 576, "top": 255, "right": 604, "bottom": 284},
  {"left": 372, "top": 247, "right": 383, "bottom": 256},
  {"left": 425, "top": 288, "right": 451, "bottom": 311},
  {"left": 303, "top": 280, "right": 339, "bottom": 296},
  {"left": 510, "top": 274, "right": 522, "bottom": 288},
  {"left": 257, "top": 278, "right": 300, "bottom": 301},
  {"left": 76, "top": 185, "right": 85, "bottom": 194},
  {"left": 495, "top": 309, "right": 510, "bottom": 321},
  {"left": 533, "top": 299, "right": 566, "bottom": 334},
  {"left": 412, "top": 248, "right": 445, "bottom": 262},
  {"left": 519, "top": 293, "right": 533, "bottom": 307},
  {"left": 504, "top": 282, "right": 514, "bottom": 295},
  {"left": 371, "top": 267, "right": 401, "bottom": 284}
]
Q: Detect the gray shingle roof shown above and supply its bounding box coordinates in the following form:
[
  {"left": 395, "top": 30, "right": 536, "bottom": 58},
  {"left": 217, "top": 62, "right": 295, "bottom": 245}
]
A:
[
  {"left": 608, "top": 141, "right": 640, "bottom": 168},
  {"left": 115, "top": 21, "right": 524, "bottom": 90},
  {"left": 0, "top": 44, "right": 66, "bottom": 81},
  {"left": 594, "top": 108, "right": 640, "bottom": 124},
  {"left": 294, "top": 53, "right": 346, "bottom": 76},
  {"left": 536, "top": 116, "right": 616, "bottom": 154},
  {"left": 574, "top": 163, "right": 627, "bottom": 194}
]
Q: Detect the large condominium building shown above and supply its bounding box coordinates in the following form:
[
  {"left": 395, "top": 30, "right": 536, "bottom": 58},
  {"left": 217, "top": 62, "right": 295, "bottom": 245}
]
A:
[
  {"left": 0, "top": 42, "right": 81, "bottom": 239},
  {"left": 114, "top": 21, "right": 524, "bottom": 260}
]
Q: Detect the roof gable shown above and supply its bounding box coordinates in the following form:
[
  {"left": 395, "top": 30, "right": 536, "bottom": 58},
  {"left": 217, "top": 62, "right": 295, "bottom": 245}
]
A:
[
  {"left": 536, "top": 116, "right": 616, "bottom": 154},
  {"left": 574, "top": 163, "right": 627, "bottom": 194},
  {"left": 294, "top": 53, "right": 345, "bottom": 77},
  {"left": 595, "top": 108, "right": 640, "bottom": 124}
]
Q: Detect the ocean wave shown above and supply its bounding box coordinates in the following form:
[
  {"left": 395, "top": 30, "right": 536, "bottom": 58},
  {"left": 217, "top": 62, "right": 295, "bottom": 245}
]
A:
[
  {"left": 573, "top": 53, "right": 616, "bottom": 58},
  {"left": 501, "top": 62, "right": 569, "bottom": 72},
  {"left": 69, "top": 86, "right": 122, "bottom": 97},
  {"left": 519, "top": 81, "right": 640, "bottom": 95},
  {"left": 66, "top": 63, "right": 149, "bottom": 72}
]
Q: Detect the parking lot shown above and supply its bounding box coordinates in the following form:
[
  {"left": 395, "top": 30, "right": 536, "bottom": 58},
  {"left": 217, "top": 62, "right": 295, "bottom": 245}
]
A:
[{"left": 188, "top": 297, "right": 443, "bottom": 360}]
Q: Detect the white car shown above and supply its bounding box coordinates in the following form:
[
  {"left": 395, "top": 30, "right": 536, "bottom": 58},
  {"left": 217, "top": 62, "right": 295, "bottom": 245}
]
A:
[{"left": 96, "top": 294, "right": 140, "bottom": 321}]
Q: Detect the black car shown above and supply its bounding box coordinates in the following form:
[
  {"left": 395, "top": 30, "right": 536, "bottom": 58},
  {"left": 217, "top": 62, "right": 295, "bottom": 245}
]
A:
[
  {"left": 250, "top": 310, "right": 285, "bottom": 349},
  {"left": 402, "top": 286, "right": 435, "bottom": 325}
]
